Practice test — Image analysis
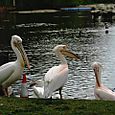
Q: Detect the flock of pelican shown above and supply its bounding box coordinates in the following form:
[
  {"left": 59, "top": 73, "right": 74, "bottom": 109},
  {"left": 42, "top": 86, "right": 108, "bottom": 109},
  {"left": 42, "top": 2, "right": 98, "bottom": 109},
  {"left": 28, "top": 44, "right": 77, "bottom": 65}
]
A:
[{"left": 0, "top": 35, "right": 115, "bottom": 100}]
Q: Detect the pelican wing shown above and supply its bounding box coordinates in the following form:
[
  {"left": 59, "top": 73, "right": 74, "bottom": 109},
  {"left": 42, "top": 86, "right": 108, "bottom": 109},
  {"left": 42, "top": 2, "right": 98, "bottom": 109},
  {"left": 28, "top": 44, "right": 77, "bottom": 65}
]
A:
[
  {"left": 95, "top": 86, "right": 115, "bottom": 100},
  {"left": 0, "top": 62, "right": 15, "bottom": 84},
  {"left": 33, "top": 86, "right": 44, "bottom": 98},
  {"left": 36, "top": 80, "right": 44, "bottom": 87},
  {"left": 44, "top": 64, "right": 68, "bottom": 98},
  {"left": 0, "top": 62, "right": 13, "bottom": 69}
]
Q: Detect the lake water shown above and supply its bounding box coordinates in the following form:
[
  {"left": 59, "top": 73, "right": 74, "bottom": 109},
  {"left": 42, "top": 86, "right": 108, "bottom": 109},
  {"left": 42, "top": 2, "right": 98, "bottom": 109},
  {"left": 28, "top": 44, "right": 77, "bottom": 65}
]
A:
[{"left": 0, "top": 11, "right": 115, "bottom": 99}]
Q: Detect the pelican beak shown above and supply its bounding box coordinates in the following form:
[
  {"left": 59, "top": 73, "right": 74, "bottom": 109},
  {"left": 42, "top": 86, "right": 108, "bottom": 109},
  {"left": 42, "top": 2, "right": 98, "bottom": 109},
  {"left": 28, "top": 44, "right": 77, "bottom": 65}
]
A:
[
  {"left": 16, "top": 43, "right": 30, "bottom": 69},
  {"left": 61, "top": 49, "right": 80, "bottom": 60},
  {"left": 93, "top": 68, "right": 100, "bottom": 87}
]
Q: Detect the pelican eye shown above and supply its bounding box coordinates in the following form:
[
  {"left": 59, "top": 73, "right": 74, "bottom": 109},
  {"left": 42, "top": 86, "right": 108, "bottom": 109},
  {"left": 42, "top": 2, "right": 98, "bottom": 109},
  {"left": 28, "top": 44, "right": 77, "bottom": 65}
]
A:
[
  {"left": 13, "top": 41, "right": 17, "bottom": 47},
  {"left": 17, "top": 40, "right": 21, "bottom": 44},
  {"left": 63, "top": 46, "right": 66, "bottom": 49},
  {"left": 95, "top": 67, "right": 99, "bottom": 72},
  {"left": 14, "top": 40, "right": 21, "bottom": 47},
  {"left": 62, "top": 46, "right": 67, "bottom": 50}
]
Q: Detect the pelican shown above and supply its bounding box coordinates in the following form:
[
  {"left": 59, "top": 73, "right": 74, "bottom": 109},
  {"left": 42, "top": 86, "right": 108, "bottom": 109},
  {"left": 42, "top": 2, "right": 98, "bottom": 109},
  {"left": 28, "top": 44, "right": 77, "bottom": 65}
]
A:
[
  {"left": 92, "top": 62, "right": 115, "bottom": 100},
  {"left": 0, "top": 35, "right": 30, "bottom": 96},
  {"left": 30, "top": 80, "right": 44, "bottom": 98},
  {"left": 44, "top": 44, "right": 80, "bottom": 99},
  {"left": 30, "top": 80, "right": 61, "bottom": 99}
]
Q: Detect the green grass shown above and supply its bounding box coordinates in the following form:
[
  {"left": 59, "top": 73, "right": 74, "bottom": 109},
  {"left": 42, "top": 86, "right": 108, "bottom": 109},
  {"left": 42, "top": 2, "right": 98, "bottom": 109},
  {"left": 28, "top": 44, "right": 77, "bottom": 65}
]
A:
[{"left": 0, "top": 97, "right": 115, "bottom": 115}]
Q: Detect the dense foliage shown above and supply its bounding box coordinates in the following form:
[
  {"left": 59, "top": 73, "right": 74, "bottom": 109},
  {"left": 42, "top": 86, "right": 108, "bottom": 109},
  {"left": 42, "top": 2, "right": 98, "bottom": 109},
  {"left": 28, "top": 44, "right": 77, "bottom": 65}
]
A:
[
  {"left": 14, "top": 0, "right": 115, "bottom": 10},
  {"left": 70, "top": 0, "right": 115, "bottom": 5},
  {"left": 0, "top": 0, "right": 115, "bottom": 8}
]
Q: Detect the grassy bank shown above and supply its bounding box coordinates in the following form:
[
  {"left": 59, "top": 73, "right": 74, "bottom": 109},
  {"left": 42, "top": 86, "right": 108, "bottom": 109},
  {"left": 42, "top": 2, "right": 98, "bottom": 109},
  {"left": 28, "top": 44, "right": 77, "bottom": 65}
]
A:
[{"left": 0, "top": 97, "right": 115, "bottom": 114}]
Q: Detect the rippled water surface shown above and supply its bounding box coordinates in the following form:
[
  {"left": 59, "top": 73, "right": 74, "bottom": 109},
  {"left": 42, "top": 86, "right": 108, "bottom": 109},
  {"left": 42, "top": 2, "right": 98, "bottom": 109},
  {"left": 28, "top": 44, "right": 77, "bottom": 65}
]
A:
[{"left": 0, "top": 11, "right": 115, "bottom": 99}]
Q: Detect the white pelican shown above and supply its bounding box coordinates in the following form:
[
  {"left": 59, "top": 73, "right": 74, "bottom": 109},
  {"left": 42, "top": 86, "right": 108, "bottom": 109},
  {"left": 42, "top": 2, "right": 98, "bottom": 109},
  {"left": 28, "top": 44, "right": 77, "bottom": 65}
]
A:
[
  {"left": 44, "top": 44, "right": 80, "bottom": 99},
  {"left": 30, "top": 80, "right": 61, "bottom": 99},
  {"left": 30, "top": 80, "right": 44, "bottom": 98},
  {"left": 92, "top": 62, "right": 115, "bottom": 100},
  {"left": 0, "top": 35, "right": 30, "bottom": 96}
]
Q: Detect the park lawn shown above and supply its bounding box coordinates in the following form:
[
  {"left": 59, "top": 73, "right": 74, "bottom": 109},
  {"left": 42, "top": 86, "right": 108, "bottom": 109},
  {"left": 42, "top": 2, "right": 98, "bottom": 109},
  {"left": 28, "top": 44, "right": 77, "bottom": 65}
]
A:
[{"left": 0, "top": 97, "right": 115, "bottom": 115}]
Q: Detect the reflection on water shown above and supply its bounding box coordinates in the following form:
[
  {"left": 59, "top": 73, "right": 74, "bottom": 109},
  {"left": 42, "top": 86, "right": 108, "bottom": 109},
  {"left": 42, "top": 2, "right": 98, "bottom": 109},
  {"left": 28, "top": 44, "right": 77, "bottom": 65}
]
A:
[{"left": 0, "top": 11, "right": 115, "bottom": 99}]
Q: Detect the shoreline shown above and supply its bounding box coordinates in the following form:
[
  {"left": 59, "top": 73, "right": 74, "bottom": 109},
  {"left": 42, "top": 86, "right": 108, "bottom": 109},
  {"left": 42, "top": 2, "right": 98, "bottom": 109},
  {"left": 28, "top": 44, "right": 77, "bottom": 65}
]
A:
[{"left": 0, "top": 3, "right": 114, "bottom": 14}]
